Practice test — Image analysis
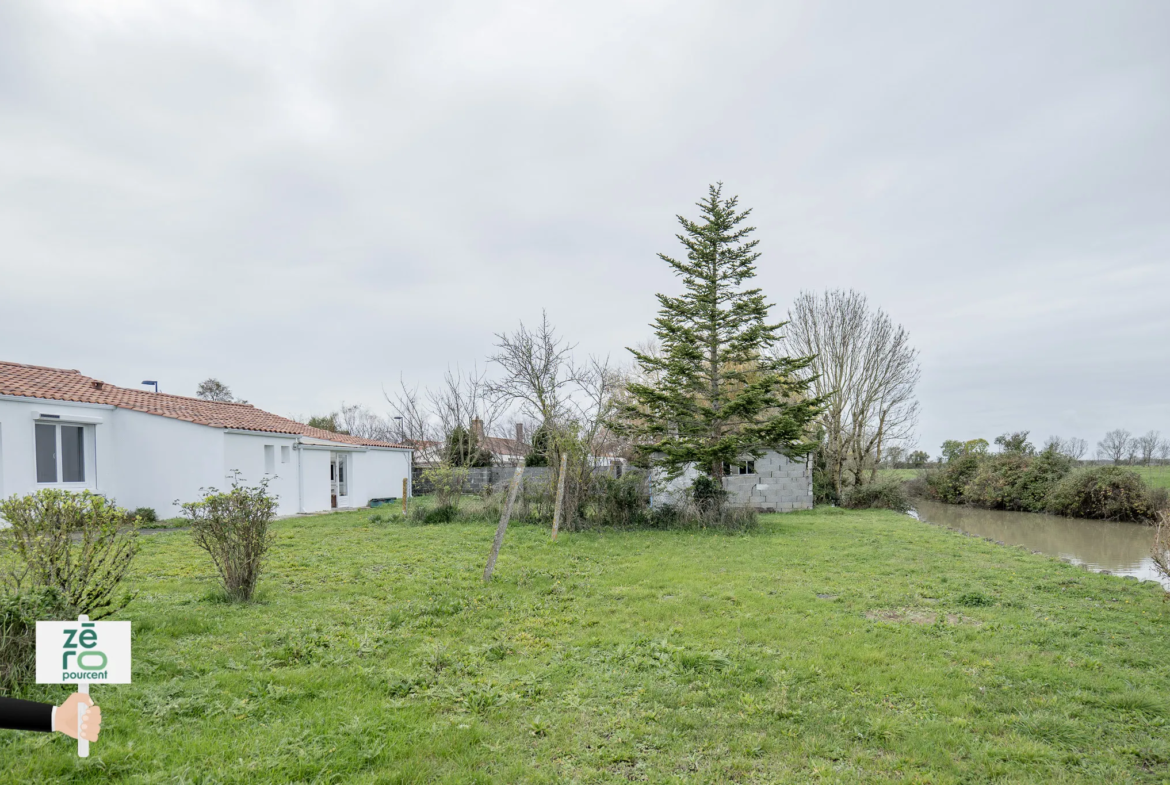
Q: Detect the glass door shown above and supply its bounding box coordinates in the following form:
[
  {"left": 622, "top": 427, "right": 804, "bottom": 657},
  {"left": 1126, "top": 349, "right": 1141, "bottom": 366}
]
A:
[{"left": 330, "top": 452, "right": 350, "bottom": 508}]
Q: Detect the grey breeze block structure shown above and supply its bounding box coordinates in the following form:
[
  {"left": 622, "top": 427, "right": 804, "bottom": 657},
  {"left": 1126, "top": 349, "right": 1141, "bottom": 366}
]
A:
[
  {"left": 722, "top": 451, "right": 814, "bottom": 512},
  {"left": 652, "top": 450, "right": 814, "bottom": 513}
]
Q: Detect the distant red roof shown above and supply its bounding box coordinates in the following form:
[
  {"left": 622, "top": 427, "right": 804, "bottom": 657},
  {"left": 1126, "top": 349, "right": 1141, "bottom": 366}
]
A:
[{"left": 0, "top": 360, "right": 408, "bottom": 449}]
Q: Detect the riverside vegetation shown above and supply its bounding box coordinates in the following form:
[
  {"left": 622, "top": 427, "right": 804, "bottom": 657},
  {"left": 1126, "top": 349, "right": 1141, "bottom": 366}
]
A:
[
  {"left": 910, "top": 436, "right": 1168, "bottom": 523},
  {"left": 4, "top": 508, "right": 1170, "bottom": 782}
]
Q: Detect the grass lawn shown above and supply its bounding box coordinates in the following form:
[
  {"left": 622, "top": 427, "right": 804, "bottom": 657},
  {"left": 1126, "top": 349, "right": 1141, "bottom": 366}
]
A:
[
  {"left": 4, "top": 508, "right": 1170, "bottom": 783},
  {"left": 877, "top": 468, "right": 921, "bottom": 483},
  {"left": 1134, "top": 466, "right": 1170, "bottom": 491}
]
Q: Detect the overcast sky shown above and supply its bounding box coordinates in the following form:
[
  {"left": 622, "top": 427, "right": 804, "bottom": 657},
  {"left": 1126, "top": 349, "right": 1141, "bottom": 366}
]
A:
[{"left": 1, "top": 1, "right": 1167, "bottom": 456}]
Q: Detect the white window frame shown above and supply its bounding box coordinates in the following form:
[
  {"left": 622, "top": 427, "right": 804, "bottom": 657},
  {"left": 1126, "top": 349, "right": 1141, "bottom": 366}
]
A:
[
  {"left": 264, "top": 444, "right": 276, "bottom": 475},
  {"left": 280, "top": 445, "right": 291, "bottom": 464},
  {"left": 33, "top": 419, "right": 93, "bottom": 488},
  {"left": 722, "top": 460, "right": 757, "bottom": 476}
]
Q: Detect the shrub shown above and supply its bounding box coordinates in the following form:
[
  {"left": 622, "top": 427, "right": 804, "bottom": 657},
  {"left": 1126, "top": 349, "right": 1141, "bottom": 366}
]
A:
[
  {"left": 0, "top": 586, "right": 74, "bottom": 692},
  {"left": 955, "top": 591, "right": 994, "bottom": 607},
  {"left": 181, "top": 481, "right": 277, "bottom": 602},
  {"left": 524, "top": 425, "right": 552, "bottom": 468},
  {"left": 963, "top": 453, "right": 1029, "bottom": 510},
  {"left": 903, "top": 472, "right": 931, "bottom": 499},
  {"left": 691, "top": 475, "right": 727, "bottom": 513},
  {"left": 646, "top": 499, "right": 757, "bottom": 532},
  {"left": 420, "top": 465, "right": 468, "bottom": 510},
  {"left": 812, "top": 467, "right": 839, "bottom": 506},
  {"left": 1013, "top": 450, "right": 1075, "bottom": 511},
  {"left": 964, "top": 451, "right": 1072, "bottom": 512},
  {"left": 410, "top": 504, "right": 460, "bottom": 524},
  {"left": 840, "top": 479, "right": 911, "bottom": 512},
  {"left": 1153, "top": 511, "right": 1170, "bottom": 596},
  {"left": 133, "top": 507, "right": 159, "bottom": 524},
  {"left": 810, "top": 446, "right": 838, "bottom": 506},
  {"left": 0, "top": 489, "right": 138, "bottom": 619},
  {"left": 923, "top": 453, "right": 980, "bottom": 504},
  {"left": 593, "top": 474, "right": 649, "bottom": 527},
  {"left": 1044, "top": 466, "right": 1164, "bottom": 522}
]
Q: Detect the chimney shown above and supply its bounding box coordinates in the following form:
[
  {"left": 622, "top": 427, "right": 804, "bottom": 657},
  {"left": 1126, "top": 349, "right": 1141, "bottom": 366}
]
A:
[
  {"left": 471, "top": 417, "right": 485, "bottom": 440},
  {"left": 516, "top": 423, "right": 525, "bottom": 445}
]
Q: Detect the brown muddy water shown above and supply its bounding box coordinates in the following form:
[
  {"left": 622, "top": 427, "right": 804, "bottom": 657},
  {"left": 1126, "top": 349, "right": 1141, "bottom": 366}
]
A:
[{"left": 912, "top": 500, "right": 1168, "bottom": 588}]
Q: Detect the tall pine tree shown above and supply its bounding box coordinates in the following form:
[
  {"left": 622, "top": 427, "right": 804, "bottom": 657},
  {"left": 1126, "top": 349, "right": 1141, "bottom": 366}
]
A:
[{"left": 617, "top": 183, "right": 823, "bottom": 481}]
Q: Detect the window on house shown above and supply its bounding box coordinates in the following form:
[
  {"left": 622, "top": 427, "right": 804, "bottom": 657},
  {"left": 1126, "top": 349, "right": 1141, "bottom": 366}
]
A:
[
  {"left": 35, "top": 424, "right": 57, "bottom": 483},
  {"left": 35, "top": 422, "right": 86, "bottom": 484},
  {"left": 264, "top": 445, "right": 275, "bottom": 474},
  {"left": 61, "top": 425, "right": 85, "bottom": 482},
  {"left": 281, "top": 445, "right": 291, "bottom": 464},
  {"left": 721, "top": 460, "right": 756, "bottom": 476}
]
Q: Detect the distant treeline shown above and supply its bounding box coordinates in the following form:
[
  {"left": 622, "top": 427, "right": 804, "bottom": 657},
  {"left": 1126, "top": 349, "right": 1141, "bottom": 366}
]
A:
[{"left": 884, "top": 429, "right": 1170, "bottom": 468}]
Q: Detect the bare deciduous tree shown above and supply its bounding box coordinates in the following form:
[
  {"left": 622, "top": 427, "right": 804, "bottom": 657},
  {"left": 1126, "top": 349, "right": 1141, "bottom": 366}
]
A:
[
  {"left": 488, "top": 311, "right": 580, "bottom": 427},
  {"left": 490, "top": 315, "right": 620, "bottom": 531},
  {"left": 337, "top": 403, "right": 395, "bottom": 442},
  {"left": 1062, "top": 437, "right": 1088, "bottom": 461},
  {"left": 1158, "top": 437, "right": 1170, "bottom": 466},
  {"left": 386, "top": 377, "right": 433, "bottom": 446},
  {"left": 196, "top": 378, "right": 245, "bottom": 404},
  {"left": 778, "top": 289, "right": 920, "bottom": 494},
  {"left": 428, "top": 365, "right": 507, "bottom": 466},
  {"left": 1136, "top": 430, "right": 1161, "bottom": 467},
  {"left": 1097, "top": 429, "right": 1132, "bottom": 465}
]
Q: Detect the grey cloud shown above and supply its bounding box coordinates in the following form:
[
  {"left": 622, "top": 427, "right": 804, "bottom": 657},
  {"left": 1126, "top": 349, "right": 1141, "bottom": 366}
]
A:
[{"left": 1, "top": 0, "right": 1167, "bottom": 454}]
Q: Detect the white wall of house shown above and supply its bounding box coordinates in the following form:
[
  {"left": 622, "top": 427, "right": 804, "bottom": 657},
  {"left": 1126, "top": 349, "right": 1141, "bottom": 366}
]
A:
[
  {"left": 109, "top": 407, "right": 224, "bottom": 516},
  {"left": 1, "top": 394, "right": 412, "bottom": 519},
  {"left": 299, "top": 447, "right": 332, "bottom": 513},
  {"left": 0, "top": 397, "right": 114, "bottom": 500},
  {"left": 355, "top": 448, "right": 411, "bottom": 503},
  {"left": 223, "top": 431, "right": 301, "bottom": 516}
]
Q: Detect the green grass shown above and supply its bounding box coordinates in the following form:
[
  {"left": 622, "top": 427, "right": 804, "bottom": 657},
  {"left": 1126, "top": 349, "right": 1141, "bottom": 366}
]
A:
[
  {"left": 1134, "top": 465, "right": 1170, "bottom": 491},
  {"left": 4, "top": 508, "right": 1170, "bottom": 783},
  {"left": 877, "top": 468, "right": 921, "bottom": 483}
]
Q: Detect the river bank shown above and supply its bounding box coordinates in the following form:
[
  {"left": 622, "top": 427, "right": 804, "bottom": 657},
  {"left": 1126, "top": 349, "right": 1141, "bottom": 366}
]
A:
[{"left": 912, "top": 499, "right": 1169, "bottom": 588}]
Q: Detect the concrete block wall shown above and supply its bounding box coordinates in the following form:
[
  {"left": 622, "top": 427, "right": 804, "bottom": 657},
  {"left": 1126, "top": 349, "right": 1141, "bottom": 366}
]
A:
[{"left": 723, "top": 451, "right": 813, "bottom": 513}]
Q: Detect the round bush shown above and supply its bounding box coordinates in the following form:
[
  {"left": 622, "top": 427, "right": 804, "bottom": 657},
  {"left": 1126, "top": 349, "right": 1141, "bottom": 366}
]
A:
[
  {"left": 0, "top": 586, "right": 74, "bottom": 691},
  {"left": 840, "top": 479, "right": 911, "bottom": 512},
  {"left": 1045, "top": 466, "right": 1164, "bottom": 522},
  {"left": 965, "top": 451, "right": 1072, "bottom": 512},
  {"left": 924, "top": 454, "right": 980, "bottom": 504}
]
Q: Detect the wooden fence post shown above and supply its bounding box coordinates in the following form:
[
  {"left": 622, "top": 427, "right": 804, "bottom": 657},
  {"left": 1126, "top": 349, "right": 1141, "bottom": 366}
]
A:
[
  {"left": 483, "top": 462, "right": 524, "bottom": 582},
  {"left": 551, "top": 452, "right": 568, "bottom": 540},
  {"left": 403, "top": 477, "right": 408, "bottom": 515}
]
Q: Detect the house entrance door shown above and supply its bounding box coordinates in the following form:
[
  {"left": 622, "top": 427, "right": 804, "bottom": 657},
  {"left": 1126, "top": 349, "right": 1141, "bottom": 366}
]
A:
[{"left": 330, "top": 452, "right": 349, "bottom": 509}]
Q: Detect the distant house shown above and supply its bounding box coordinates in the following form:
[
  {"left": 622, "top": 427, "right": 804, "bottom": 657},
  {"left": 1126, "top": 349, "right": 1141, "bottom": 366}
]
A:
[
  {"left": 411, "top": 418, "right": 624, "bottom": 471},
  {"left": 651, "top": 451, "right": 813, "bottom": 512},
  {"left": 0, "top": 361, "right": 412, "bottom": 517},
  {"left": 411, "top": 419, "right": 530, "bottom": 470}
]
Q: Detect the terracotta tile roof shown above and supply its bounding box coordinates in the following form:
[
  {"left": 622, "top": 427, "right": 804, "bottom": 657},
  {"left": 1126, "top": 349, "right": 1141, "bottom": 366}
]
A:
[{"left": 0, "top": 360, "right": 408, "bottom": 449}]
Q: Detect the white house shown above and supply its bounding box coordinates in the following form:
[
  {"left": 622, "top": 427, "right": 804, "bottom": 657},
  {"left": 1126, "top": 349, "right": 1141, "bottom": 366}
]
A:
[{"left": 0, "top": 361, "right": 412, "bottom": 518}]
